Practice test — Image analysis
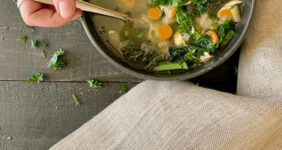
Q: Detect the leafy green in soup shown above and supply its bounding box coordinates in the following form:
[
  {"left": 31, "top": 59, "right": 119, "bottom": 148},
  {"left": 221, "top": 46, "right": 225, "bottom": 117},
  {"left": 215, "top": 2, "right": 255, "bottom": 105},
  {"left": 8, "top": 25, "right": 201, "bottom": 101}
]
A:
[{"left": 91, "top": 0, "right": 242, "bottom": 73}]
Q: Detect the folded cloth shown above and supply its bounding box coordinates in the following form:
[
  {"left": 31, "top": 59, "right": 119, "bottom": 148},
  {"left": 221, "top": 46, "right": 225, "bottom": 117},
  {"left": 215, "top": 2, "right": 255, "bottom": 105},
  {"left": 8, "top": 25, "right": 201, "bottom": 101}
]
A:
[
  {"left": 51, "top": 0, "right": 282, "bottom": 149},
  {"left": 237, "top": 0, "right": 282, "bottom": 98}
]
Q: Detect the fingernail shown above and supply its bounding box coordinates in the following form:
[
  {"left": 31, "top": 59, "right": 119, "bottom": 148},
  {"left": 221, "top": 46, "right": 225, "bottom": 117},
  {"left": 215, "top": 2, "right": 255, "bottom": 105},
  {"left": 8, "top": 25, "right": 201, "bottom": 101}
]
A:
[{"left": 59, "top": 1, "right": 75, "bottom": 18}]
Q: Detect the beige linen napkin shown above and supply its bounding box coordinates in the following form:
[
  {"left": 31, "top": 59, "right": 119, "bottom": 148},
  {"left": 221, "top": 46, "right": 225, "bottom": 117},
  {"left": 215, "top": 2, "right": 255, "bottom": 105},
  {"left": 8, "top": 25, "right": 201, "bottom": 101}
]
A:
[{"left": 51, "top": 0, "right": 282, "bottom": 149}]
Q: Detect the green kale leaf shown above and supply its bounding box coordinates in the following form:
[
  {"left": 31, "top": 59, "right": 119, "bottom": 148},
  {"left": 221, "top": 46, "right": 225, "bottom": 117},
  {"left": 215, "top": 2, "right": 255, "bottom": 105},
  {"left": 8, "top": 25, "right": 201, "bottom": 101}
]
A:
[
  {"left": 147, "top": 0, "right": 188, "bottom": 7},
  {"left": 190, "top": 0, "right": 221, "bottom": 16},
  {"left": 176, "top": 8, "right": 194, "bottom": 33},
  {"left": 31, "top": 40, "right": 37, "bottom": 48},
  {"left": 217, "top": 20, "right": 235, "bottom": 47},
  {"left": 28, "top": 73, "right": 44, "bottom": 84},
  {"left": 168, "top": 46, "right": 190, "bottom": 62},
  {"left": 18, "top": 36, "right": 27, "bottom": 43},
  {"left": 190, "top": 0, "right": 208, "bottom": 16},
  {"left": 189, "top": 35, "right": 216, "bottom": 57},
  {"left": 41, "top": 42, "right": 47, "bottom": 48},
  {"left": 87, "top": 80, "right": 102, "bottom": 88},
  {"left": 41, "top": 50, "right": 46, "bottom": 58},
  {"left": 168, "top": 46, "right": 201, "bottom": 64},
  {"left": 119, "top": 85, "right": 127, "bottom": 94},
  {"left": 135, "top": 30, "right": 143, "bottom": 39},
  {"left": 72, "top": 94, "right": 80, "bottom": 106},
  {"left": 48, "top": 49, "right": 66, "bottom": 70}
]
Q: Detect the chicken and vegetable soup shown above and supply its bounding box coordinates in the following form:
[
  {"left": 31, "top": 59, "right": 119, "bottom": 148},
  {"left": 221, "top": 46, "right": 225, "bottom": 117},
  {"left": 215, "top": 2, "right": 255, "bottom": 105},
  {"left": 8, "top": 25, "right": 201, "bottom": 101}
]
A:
[{"left": 91, "top": 0, "right": 242, "bottom": 72}]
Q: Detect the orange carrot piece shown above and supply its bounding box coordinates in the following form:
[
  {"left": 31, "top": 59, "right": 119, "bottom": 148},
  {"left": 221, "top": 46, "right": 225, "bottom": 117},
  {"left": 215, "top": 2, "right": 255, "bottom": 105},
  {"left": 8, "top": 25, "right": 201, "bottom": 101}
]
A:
[
  {"left": 122, "top": 0, "right": 134, "bottom": 8},
  {"left": 218, "top": 9, "right": 233, "bottom": 20},
  {"left": 148, "top": 6, "right": 162, "bottom": 20},
  {"left": 158, "top": 24, "right": 173, "bottom": 40},
  {"left": 207, "top": 30, "right": 219, "bottom": 45}
]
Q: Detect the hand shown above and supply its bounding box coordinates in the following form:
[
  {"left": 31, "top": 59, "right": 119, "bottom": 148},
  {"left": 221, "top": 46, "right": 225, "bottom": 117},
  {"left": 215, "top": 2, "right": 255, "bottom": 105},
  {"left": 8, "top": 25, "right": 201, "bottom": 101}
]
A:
[{"left": 19, "top": 0, "right": 82, "bottom": 27}]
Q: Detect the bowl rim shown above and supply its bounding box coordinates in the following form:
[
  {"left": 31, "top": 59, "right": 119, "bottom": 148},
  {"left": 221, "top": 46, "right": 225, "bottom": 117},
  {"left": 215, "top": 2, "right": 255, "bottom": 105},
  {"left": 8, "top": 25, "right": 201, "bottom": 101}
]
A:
[{"left": 81, "top": 0, "right": 255, "bottom": 81}]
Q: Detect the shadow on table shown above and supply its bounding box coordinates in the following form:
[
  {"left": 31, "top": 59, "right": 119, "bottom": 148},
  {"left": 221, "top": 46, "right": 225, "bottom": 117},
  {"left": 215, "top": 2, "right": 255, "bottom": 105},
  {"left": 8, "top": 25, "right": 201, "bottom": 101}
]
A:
[{"left": 190, "top": 49, "right": 240, "bottom": 94}]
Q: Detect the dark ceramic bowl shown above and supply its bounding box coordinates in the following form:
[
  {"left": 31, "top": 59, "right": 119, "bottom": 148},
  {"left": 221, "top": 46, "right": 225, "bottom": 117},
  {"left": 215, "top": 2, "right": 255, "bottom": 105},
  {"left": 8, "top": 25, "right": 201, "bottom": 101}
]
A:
[{"left": 81, "top": 0, "right": 255, "bottom": 80}]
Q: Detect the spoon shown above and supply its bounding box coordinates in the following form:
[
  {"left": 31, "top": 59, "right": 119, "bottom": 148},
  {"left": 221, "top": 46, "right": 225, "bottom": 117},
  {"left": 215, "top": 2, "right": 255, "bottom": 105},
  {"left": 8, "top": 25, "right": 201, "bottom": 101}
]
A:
[{"left": 34, "top": 0, "right": 131, "bottom": 21}]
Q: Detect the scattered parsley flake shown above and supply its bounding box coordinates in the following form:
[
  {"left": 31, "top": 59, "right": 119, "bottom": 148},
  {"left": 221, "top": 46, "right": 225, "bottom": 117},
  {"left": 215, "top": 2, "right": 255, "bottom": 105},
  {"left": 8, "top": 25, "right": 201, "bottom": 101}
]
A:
[
  {"left": 28, "top": 73, "right": 43, "bottom": 84},
  {"left": 31, "top": 40, "right": 37, "bottom": 48},
  {"left": 26, "top": 25, "right": 35, "bottom": 32},
  {"left": 18, "top": 36, "right": 27, "bottom": 43},
  {"left": 41, "top": 50, "right": 46, "bottom": 58},
  {"left": 26, "top": 25, "right": 33, "bottom": 29},
  {"left": 41, "top": 42, "right": 47, "bottom": 48},
  {"left": 48, "top": 49, "right": 66, "bottom": 70},
  {"left": 119, "top": 85, "right": 127, "bottom": 94},
  {"left": 72, "top": 94, "right": 80, "bottom": 106},
  {"left": 87, "top": 80, "right": 102, "bottom": 88},
  {"left": 136, "top": 30, "right": 142, "bottom": 39}
]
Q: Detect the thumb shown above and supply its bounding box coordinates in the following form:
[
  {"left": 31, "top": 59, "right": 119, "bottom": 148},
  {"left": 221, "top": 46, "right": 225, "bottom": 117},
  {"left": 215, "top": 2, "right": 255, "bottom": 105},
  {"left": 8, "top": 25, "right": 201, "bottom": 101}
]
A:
[{"left": 52, "top": 0, "right": 76, "bottom": 19}]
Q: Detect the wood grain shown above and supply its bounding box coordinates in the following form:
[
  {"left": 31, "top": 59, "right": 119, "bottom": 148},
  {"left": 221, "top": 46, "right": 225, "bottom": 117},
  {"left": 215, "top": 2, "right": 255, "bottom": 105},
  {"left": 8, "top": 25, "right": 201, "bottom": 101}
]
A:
[
  {"left": 0, "top": 81, "right": 137, "bottom": 149},
  {"left": 0, "top": 0, "right": 141, "bottom": 82}
]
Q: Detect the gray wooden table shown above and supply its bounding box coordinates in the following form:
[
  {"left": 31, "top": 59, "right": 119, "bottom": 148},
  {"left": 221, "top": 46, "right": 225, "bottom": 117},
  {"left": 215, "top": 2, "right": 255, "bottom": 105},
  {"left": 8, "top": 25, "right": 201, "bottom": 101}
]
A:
[
  {"left": 0, "top": 1, "right": 140, "bottom": 149},
  {"left": 0, "top": 0, "right": 238, "bottom": 149}
]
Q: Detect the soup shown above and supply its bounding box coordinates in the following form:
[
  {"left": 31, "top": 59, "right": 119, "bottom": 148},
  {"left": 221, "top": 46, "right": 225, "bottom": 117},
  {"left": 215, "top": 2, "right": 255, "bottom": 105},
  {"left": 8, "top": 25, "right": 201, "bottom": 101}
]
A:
[{"left": 90, "top": 0, "right": 242, "bottom": 73}]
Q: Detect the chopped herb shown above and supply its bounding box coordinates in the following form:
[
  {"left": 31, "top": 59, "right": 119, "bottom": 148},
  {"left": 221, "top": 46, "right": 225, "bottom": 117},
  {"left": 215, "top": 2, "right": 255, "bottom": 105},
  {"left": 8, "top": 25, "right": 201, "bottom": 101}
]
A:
[
  {"left": 87, "top": 80, "right": 102, "bottom": 88},
  {"left": 31, "top": 40, "right": 37, "bottom": 48},
  {"left": 18, "top": 36, "right": 27, "bottom": 43},
  {"left": 136, "top": 30, "right": 143, "bottom": 39},
  {"left": 147, "top": 0, "right": 188, "bottom": 7},
  {"left": 184, "top": 52, "right": 201, "bottom": 64},
  {"left": 176, "top": 8, "right": 194, "bottom": 34},
  {"left": 190, "top": 0, "right": 208, "bottom": 16},
  {"left": 155, "top": 62, "right": 188, "bottom": 71},
  {"left": 168, "top": 46, "right": 190, "bottom": 62},
  {"left": 28, "top": 73, "right": 43, "bottom": 84},
  {"left": 147, "top": 0, "right": 155, "bottom": 7},
  {"left": 26, "top": 25, "right": 33, "bottom": 29},
  {"left": 26, "top": 25, "right": 35, "bottom": 32},
  {"left": 190, "top": 0, "right": 220, "bottom": 16},
  {"left": 41, "top": 42, "right": 47, "bottom": 48},
  {"left": 196, "top": 35, "right": 216, "bottom": 53},
  {"left": 41, "top": 50, "right": 46, "bottom": 58},
  {"left": 48, "top": 49, "right": 66, "bottom": 70},
  {"left": 217, "top": 20, "right": 235, "bottom": 47},
  {"left": 72, "top": 94, "right": 80, "bottom": 106},
  {"left": 171, "top": 0, "right": 188, "bottom": 7},
  {"left": 119, "top": 85, "right": 127, "bottom": 94},
  {"left": 210, "top": 23, "right": 220, "bottom": 30}
]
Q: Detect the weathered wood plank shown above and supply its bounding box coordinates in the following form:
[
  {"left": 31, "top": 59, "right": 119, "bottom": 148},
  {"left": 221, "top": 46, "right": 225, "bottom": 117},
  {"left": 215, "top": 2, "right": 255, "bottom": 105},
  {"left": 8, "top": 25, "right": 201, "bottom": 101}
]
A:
[
  {"left": 0, "top": 81, "right": 137, "bottom": 150},
  {"left": 0, "top": 0, "right": 141, "bottom": 82}
]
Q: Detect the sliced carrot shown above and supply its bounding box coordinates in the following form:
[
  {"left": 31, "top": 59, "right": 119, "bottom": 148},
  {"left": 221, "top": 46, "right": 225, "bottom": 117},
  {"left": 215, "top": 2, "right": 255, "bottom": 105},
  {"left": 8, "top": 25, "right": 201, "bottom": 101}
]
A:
[
  {"left": 218, "top": 8, "right": 233, "bottom": 20},
  {"left": 148, "top": 6, "right": 162, "bottom": 20},
  {"left": 122, "top": 0, "right": 134, "bottom": 8},
  {"left": 167, "top": 6, "right": 177, "bottom": 18},
  {"left": 158, "top": 24, "right": 173, "bottom": 40},
  {"left": 207, "top": 30, "right": 219, "bottom": 45}
]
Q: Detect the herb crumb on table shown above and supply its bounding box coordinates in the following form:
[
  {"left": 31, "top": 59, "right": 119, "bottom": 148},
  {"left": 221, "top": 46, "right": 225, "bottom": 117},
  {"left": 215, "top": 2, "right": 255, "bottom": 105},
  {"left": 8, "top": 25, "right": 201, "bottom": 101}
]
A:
[{"left": 28, "top": 73, "right": 44, "bottom": 84}]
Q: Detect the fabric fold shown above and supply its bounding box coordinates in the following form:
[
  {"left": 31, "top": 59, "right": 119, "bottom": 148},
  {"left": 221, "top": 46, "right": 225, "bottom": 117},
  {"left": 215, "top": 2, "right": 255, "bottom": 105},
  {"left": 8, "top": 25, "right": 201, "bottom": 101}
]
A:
[
  {"left": 51, "top": 0, "right": 282, "bottom": 149},
  {"left": 51, "top": 81, "right": 282, "bottom": 150}
]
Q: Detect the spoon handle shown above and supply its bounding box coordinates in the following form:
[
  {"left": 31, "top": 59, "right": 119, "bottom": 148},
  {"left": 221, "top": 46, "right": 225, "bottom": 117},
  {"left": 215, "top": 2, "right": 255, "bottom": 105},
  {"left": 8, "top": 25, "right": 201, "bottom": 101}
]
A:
[{"left": 34, "top": 0, "right": 130, "bottom": 21}]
